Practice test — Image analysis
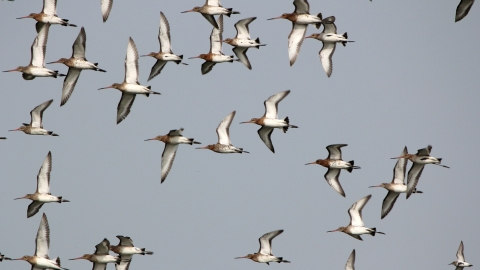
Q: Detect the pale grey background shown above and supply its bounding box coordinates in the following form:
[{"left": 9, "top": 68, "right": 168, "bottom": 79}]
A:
[{"left": 0, "top": 1, "right": 479, "bottom": 269}]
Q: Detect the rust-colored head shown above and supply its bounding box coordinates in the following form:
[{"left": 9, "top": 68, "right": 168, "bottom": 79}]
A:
[
  {"left": 69, "top": 254, "right": 92, "bottom": 261},
  {"left": 222, "top": 38, "right": 234, "bottom": 45},
  {"left": 327, "top": 226, "right": 346, "bottom": 233},
  {"left": 267, "top": 13, "right": 292, "bottom": 21},
  {"left": 305, "top": 33, "right": 321, "bottom": 40},
  {"left": 235, "top": 254, "right": 255, "bottom": 260},
  {"left": 305, "top": 159, "right": 328, "bottom": 167},
  {"left": 47, "top": 58, "right": 69, "bottom": 65},
  {"left": 240, "top": 118, "right": 260, "bottom": 125},
  {"left": 196, "top": 145, "right": 215, "bottom": 151},
  {"left": 12, "top": 255, "right": 34, "bottom": 264},
  {"left": 144, "top": 135, "right": 168, "bottom": 143},
  {"left": 181, "top": 7, "right": 201, "bottom": 13},
  {"left": 140, "top": 52, "right": 158, "bottom": 58},
  {"left": 3, "top": 66, "right": 26, "bottom": 73},
  {"left": 188, "top": 54, "right": 208, "bottom": 60},
  {"left": 9, "top": 126, "right": 28, "bottom": 132}
]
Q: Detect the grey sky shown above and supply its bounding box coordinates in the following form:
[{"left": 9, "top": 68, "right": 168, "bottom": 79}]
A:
[{"left": 0, "top": 0, "right": 478, "bottom": 269}]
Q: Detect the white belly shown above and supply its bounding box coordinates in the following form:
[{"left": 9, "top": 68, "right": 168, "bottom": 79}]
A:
[
  {"left": 117, "top": 246, "right": 143, "bottom": 255},
  {"left": 93, "top": 255, "right": 119, "bottom": 263},
  {"left": 37, "top": 194, "right": 59, "bottom": 203},
  {"left": 29, "top": 128, "right": 51, "bottom": 135},
  {"left": 41, "top": 15, "right": 65, "bottom": 24},
  {"left": 322, "top": 34, "right": 347, "bottom": 43},
  {"left": 263, "top": 118, "right": 288, "bottom": 128},
  {"left": 234, "top": 39, "right": 261, "bottom": 48},
  {"left": 72, "top": 60, "right": 97, "bottom": 69},
  {"left": 413, "top": 156, "right": 440, "bottom": 164},
  {"left": 257, "top": 255, "right": 279, "bottom": 263},
  {"left": 30, "top": 67, "right": 56, "bottom": 77},
  {"left": 169, "top": 136, "right": 192, "bottom": 145},
  {"left": 212, "top": 54, "right": 233, "bottom": 63},
  {"left": 329, "top": 160, "right": 351, "bottom": 169},
  {"left": 35, "top": 258, "right": 61, "bottom": 269},
  {"left": 124, "top": 84, "right": 150, "bottom": 94},
  {"left": 204, "top": 6, "right": 230, "bottom": 15},
  {"left": 160, "top": 53, "right": 182, "bottom": 61},
  {"left": 349, "top": 226, "right": 370, "bottom": 235},
  {"left": 386, "top": 184, "right": 407, "bottom": 193},
  {"left": 295, "top": 14, "right": 322, "bottom": 24}
]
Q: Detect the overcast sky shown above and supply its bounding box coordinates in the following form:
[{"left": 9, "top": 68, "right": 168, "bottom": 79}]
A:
[{"left": 0, "top": 1, "right": 478, "bottom": 269}]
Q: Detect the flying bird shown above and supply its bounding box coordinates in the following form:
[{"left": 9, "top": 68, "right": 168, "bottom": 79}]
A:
[
  {"left": 305, "top": 144, "right": 360, "bottom": 197},
  {"left": 235, "top": 230, "right": 290, "bottom": 265},
  {"left": 14, "top": 152, "right": 69, "bottom": 218},
  {"left": 369, "top": 146, "right": 423, "bottom": 219},
  {"left": 3, "top": 23, "right": 65, "bottom": 80},
  {"left": 99, "top": 37, "right": 160, "bottom": 124},
  {"left": 268, "top": 0, "right": 322, "bottom": 66},
  {"left": 16, "top": 0, "right": 77, "bottom": 29},
  {"left": 70, "top": 238, "right": 121, "bottom": 269},
  {"left": 197, "top": 111, "right": 248, "bottom": 153},
  {"left": 145, "top": 128, "right": 201, "bottom": 183},
  {"left": 181, "top": 0, "right": 239, "bottom": 29},
  {"left": 47, "top": 27, "right": 106, "bottom": 106},
  {"left": 391, "top": 145, "right": 449, "bottom": 198},
  {"left": 189, "top": 15, "right": 234, "bottom": 75},
  {"left": 142, "top": 12, "right": 187, "bottom": 81},
  {"left": 327, "top": 194, "right": 385, "bottom": 240},
  {"left": 222, "top": 17, "right": 266, "bottom": 69},
  {"left": 305, "top": 16, "right": 354, "bottom": 77},
  {"left": 11, "top": 213, "right": 67, "bottom": 270},
  {"left": 110, "top": 235, "right": 153, "bottom": 270},
  {"left": 240, "top": 90, "right": 298, "bottom": 153},
  {"left": 345, "top": 249, "right": 355, "bottom": 270},
  {"left": 101, "top": 0, "right": 113, "bottom": 22},
  {"left": 455, "top": 0, "right": 475, "bottom": 22},
  {"left": 449, "top": 241, "right": 473, "bottom": 269},
  {"left": 9, "top": 99, "right": 59, "bottom": 136}
]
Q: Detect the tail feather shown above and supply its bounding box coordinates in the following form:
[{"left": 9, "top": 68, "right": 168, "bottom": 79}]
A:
[
  {"left": 226, "top": 8, "right": 232, "bottom": 17},
  {"left": 282, "top": 118, "right": 289, "bottom": 133},
  {"left": 370, "top": 228, "right": 376, "bottom": 236},
  {"left": 58, "top": 196, "right": 62, "bottom": 203},
  {"left": 174, "top": 60, "right": 182, "bottom": 64}
]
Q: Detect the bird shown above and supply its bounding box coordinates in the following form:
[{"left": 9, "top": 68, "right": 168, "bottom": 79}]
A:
[
  {"left": 456, "top": 0, "right": 475, "bottom": 22},
  {"left": 11, "top": 213, "right": 67, "bottom": 270},
  {"left": 196, "top": 111, "right": 248, "bottom": 153},
  {"left": 390, "top": 145, "right": 449, "bottom": 198},
  {"left": 70, "top": 238, "right": 121, "bottom": 269},
  {"left": 16, "top": 0, "right": 77, "bottom": 29},
  {"left": 145, "top": 128, "right": 201, "bottom": 183},
  {"left": 189, "top": 15, "right": 234, "bottom": 75},
  {"left": 235, "top": 230, "right": 290, "bottom": 265},
  {"left": 240, "top": 90, "right": 298, "bottom": 153},
  {"left": 110, "top": 235, "right": 153, "bottom": 270},
  {"left": 101, "top": 0, "right": 113, "bottom": 22},
  {"left": 327, "top": 195, "right": 385, "bottom": 240},
  {"left": 369, "top": 146, "right": 423, "bottom": 219},
  {"left": 449, "top": 241, "right": 473, "bottom": 269},
  {"left": 98, "top": 37, "right": 160, "bottom": 124},
  {"left": 305, "top": 16, "right": 354, "bottom": 77},
  {"left": 222, "top": 17, "right": 266, "bottom": 70},
  {"left": 9, "top": 99, "right": 59, "bottom": 136},
  {"left": 141, "top": 12, "right": 187, "bottom": 81},
  {"left": 181, "top": 0, "right": 240, "bottom": 29},
  {"left": 47, "top": 27, "right": 106, "bottom": 106},
  {"left": 268, "top": 0, "right": 322, "bottom": 66},
  {"left": 305, "top": 144, "right": 360, "bottom": 197},
  {"left": 345, "top": 249, "right": 355, "bottom": 270},
  {"left": 14, "top": 151, "right": 69, "bottom": 218},
  {"left": 3, "top": 23, "right": 65, "bottom": 80},
  {"left": 0, "top": 253, "right": 11, "bottom": 261}
]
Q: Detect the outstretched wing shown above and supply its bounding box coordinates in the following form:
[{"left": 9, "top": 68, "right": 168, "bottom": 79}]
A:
[
  {"left": 348, "top": 195, "right": 371, "bottom": 227},
  {"left": 258, "top": 230, "right": 283, "bottom": 255}
]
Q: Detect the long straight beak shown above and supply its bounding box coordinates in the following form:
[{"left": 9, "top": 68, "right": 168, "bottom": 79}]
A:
[
  {"left": 98, "top": 86, "right": 113, "bottom": 90},
  {"left": 11, "top": 258, "right": 25, "bottom": 260},
  {"left": 144, "top": 138, "right": 156, "bottom": 141},
  {"left": 267, "top": 16, "right": 283, "bottom": 20},
  {"left": 140, "top": 54, "right": 149, "bottom": 57},
  {"left": 195, "top": 146, "right": 209, "bottom": 149},
  {"left": 239, "top": 121, "right": 252, "bottom": 124},
  {"left": 327, "top": 229, "right": 339, "bottom": 233},
  {"left": 181, "top": 9, "right": 195, "bottom": 13},
  {"left": 3, "top": 69, "right": 19, "bottom": 72},
  {"left": 305, "top": 35, "right": 314, "bottom": 39},
  {"left": 46, "top": 60, "right": 62, "bottom": 64},
  {"left": 368, "top": 185, "right": 382, "bottom": 188},
  {"left": 69, "top": 257, "right": 84, "bottom": 260},
  {"left": 305, "top": 161, "right": 316, "bottom": 165},
  {"left": 188, "top": 56, "right": 201, "bottom": 59},
  {"left": 8, "top": 128, "right": 21, "bottom": 132},
  {"left": 16, "top": 16, "right": 31, "bottom": 19},
  {"left": 234, "top": 256, "right": 247, "bottom": 259}
]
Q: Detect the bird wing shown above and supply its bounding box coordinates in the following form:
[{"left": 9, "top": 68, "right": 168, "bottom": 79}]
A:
[
  {"left": 416, "top": 145, "right": 432, "bottom": 156},
  {"left": 455, "top": 0, "right": 475, "bottom": 22},
  {"left": 42, "top": 0, "right": 57, "bottom": 15},
  {"left": 161, "top": 144, "right": 179, "bottom": 183},
  {"left": 124, "top": 37, "right": 140, "bottom": 84},
  {"left": 233, "top": 47, "right": 251, "bottom": 70},
  {"left": 288, "top": 23, "right": 307, "bottom": 66},
  {"left": 392, "top": 146, "right": 408, "bottom": 184},
  {"left": 167, "top": 128, "right": 184, "bottom": 136},
  {"left": 258, "top": 230, "right": 283, "bottom": 255},
  {"left": 147, "top": 60, "right": 168, "bottom": 81},
  {"left": 324, "top": 168, "right": 345, "bottom": 197},
  {"left": 35, "top": 213, "right": 50, "bottom": 258},
  {"left": 319, "top": 42, "right": 336, "bottom": 78},
  {"left": 406, "top": 163, "right": 425, "bottom": 199},
  {"left": 201, "top": 61, "right": 217, "bottom": 75},
  {"left": 322, "top": 17, "right": 337, "bottom": 34},
  {"left": 348, "top": 195, "right": 372, "bottom": 227},
  {"left": 60, "top": 68, "right": 82, "bottom": 106},
  {"left": 100, "top": 0, "right": 113, "bottom": 22},
  {"left": 206, "top": 0, "right": 220, "bottom": 7},
  {"left": 326, "top": 144, "right": 347, "bottom": 160},
  {"left": 116, "top": 235, "right": 134, "bottom": 247},
  {"left": 210, "top": 15, "right": 224, "bottom": 54},
  {"left": 72, "top": 27, "right": 87, "bottom": 59},
  {"left": 293, "top": 0, "right": 310, "bottom": 13},
  {"left": 216, "top": 111, "right": 235, "bottom": 145},
  {"left": 257, "top": 126, "right": 275, "bottom": 153},
  {"left": 95, "top": 239, "right": 110, "bottom": 255},
  {"left": 116, "top": 94, "right": 136, "bottom": 124},
  {"left": 31, "top": 23, "right": 50, "bottom": 67},
  {"left": 381, "top": 191, "right": 400, "bottom": 219},
  {"left": 456, "top": 241, "right": 465, "bottom": 262},
  {"left": 27, "top": 202, "right": 45, "bottom": 218},
  {"left": 202, "top": 13, "right": 219, "bottom": 29},
  {"left": 30, "top": 99, "right": 53, "bottom": 128},
  {"left": 234, "top": 17, "right": 255, "bottom": 39},
  {"left": 36, "top": 152, "right": 52, "bottom": 194},
  {"left": 263, "top": 90, "right": 290, "bottom": 119},
  {"left": 115, "top": 255, "right": 132, "bottom": 270},
  {"left": 345, "top": 249, "right": 355, "bottom": 270},
  {"left": 159, "top": 12, "right": 172, "bottom": 53},
  {"left": 93, "top": 263, "right": 107, "bottom": 270}
]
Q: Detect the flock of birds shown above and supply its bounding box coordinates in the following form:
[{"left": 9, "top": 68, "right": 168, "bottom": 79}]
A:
[{"left": 0, "top": 0, "right": 477, "bottom": 269}]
